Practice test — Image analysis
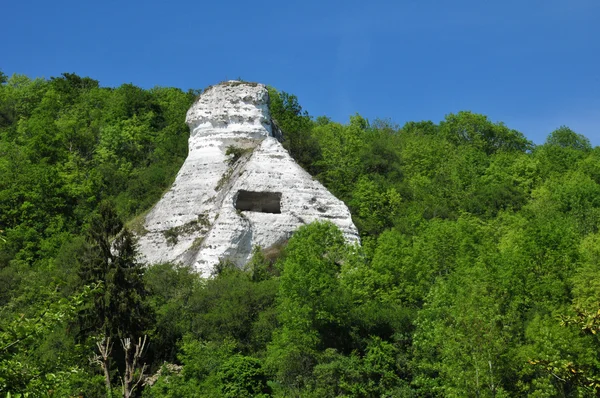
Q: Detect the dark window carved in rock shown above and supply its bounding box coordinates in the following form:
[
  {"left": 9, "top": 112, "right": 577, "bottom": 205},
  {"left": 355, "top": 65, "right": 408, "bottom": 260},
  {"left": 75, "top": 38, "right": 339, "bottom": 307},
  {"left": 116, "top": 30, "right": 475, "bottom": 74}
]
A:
[{"left": 235, "top": 190, "right": 282, "bottom": 214}]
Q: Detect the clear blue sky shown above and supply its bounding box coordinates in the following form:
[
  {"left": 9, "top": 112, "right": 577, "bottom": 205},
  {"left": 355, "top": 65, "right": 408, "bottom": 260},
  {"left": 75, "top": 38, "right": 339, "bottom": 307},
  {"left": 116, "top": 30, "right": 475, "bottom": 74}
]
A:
[{"left": 2, "top": 0, "right": 599, "bottom": 145}]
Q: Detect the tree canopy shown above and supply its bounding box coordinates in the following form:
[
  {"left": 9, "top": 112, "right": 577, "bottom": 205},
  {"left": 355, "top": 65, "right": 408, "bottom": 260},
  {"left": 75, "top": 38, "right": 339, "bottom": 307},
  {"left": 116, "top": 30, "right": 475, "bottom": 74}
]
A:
[{"left": 1, "top": 73, "right": 600, "bottom": 397}]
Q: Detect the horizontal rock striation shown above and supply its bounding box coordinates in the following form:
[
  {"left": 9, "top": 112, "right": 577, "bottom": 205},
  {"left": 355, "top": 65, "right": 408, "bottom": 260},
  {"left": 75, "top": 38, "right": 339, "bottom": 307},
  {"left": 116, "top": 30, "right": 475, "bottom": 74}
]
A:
[{"left": 136, "top": 81, "right": 359, "bottom": 276}]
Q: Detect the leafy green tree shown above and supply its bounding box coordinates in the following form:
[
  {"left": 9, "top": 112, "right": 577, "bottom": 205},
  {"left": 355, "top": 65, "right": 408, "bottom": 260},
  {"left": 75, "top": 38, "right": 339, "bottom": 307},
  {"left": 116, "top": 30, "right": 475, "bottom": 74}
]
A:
[
  {"left": 0, "top": 74, "right": 48, "bottom": 129},
  {"left": 402, "top": 120, "right": 439, "bottom": 136},
  {"left": 310, "top": 337, "right": 406, "bottom": 398},
  {"left": 535, "top": 127, "right": 591, "bottom": 178},
  {"left": 143, "top": 262, "right": 201, "bottom": 365},
  {"left": 186, "top": 265, "right": 278, "bottom": 354},
  {"left": 143, "top": 337, "right": 237, "bottom": 398},
  {"left": 572, "top": 232, "right": 600, "bottom": 311},
  {"left": 313, "top": 115, "right": 368, "bottom": 199},
  {"left": 267, "top": 87, "right": 319, "bottom": 173},
  {"left": 217, "top": 355, "right": 271, "bottom": 397},
  {"left": 525, "top": 314, "right": 598, "bottom": 396},
  {"left": 349, "top": 176, "right": 402, "bottom": 237},
  {"left": 546, "top": 126, "right": 591, "bottom": 151},
  {"left": 396, "top": 130, "right": 469, "bottom": 220},
  {"left": 267, "top": 222, "right": 351, "bottom": 391},
  {"left": 440, "top": 111, "right": 532, "bottom": 155},
  {"left": 0, "top": 285, "right": 98, "bottom": 396},
  {"left": 463, "top": 151, "right": 537, "bottom": 217},
  {"left": 358, "top": 119, "right": 402, "bottom": 177},
  {"left": 413, "top": 264, "right": 515, "bottom": 397}
]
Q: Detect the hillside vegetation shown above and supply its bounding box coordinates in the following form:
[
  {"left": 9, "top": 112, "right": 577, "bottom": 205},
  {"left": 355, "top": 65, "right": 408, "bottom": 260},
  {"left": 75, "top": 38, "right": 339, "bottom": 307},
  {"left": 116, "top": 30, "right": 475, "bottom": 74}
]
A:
[{"left": 1, "top": 72, "right": 600, "bottom": 397}]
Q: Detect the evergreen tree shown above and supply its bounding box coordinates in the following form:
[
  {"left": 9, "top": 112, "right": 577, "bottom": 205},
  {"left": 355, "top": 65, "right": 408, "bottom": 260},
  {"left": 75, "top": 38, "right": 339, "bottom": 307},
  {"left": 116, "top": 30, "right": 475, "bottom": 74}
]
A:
[{"left": 78, "top": 202, "right": 153, "bottom": 340}]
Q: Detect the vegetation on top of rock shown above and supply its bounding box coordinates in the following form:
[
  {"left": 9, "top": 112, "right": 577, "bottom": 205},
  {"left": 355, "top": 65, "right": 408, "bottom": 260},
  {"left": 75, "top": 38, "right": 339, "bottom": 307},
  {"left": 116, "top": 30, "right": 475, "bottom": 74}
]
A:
[{"left": 225, "top": 145, "right": 253, "bottom": 166}]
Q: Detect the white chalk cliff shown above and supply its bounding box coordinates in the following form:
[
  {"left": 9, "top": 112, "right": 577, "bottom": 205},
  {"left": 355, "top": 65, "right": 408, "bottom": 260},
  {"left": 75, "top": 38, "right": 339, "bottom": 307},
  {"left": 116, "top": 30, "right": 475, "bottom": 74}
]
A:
[{"left": 137, "top": 81, "right": 359, "bottom": 276}]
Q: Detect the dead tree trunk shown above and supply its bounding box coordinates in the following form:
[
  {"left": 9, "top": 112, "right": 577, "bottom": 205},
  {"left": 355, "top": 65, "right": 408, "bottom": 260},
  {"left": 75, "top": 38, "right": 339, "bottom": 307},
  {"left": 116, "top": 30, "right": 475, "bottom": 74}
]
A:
[
  {"left": 121, "top": 335, "right": 148, "bottom": 398},
  {"left": 91, "top": 337, "right": 113, "bottom": 396},
  {"left": 92, "top": 335, "right": 148, "bottom": 398}
]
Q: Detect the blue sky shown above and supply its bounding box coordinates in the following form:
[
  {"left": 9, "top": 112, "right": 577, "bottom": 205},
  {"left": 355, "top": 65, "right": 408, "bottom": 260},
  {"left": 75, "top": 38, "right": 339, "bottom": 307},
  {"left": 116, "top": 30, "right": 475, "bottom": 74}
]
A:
[{"left": 2, "top": 0, "right": 599, "bottom": 145}]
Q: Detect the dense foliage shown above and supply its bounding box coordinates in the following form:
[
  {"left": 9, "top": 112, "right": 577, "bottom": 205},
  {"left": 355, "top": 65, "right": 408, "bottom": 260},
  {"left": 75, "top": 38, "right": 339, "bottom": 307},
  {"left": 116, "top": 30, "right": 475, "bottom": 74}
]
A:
[{"left": 1, "top": 72, "right": 600, "bottom": 396}]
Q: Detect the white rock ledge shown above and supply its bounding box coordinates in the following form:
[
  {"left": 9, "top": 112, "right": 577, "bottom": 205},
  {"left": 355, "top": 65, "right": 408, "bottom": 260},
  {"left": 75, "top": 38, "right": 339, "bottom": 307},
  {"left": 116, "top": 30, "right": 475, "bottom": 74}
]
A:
[{"left": 136, "top": 81, "right": 359, "bottom": 276}]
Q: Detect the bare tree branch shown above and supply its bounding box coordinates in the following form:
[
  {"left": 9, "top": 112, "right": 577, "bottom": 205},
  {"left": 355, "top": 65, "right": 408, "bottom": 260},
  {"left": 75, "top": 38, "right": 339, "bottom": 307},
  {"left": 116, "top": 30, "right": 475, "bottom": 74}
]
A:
[
  {"left": 91, "top": 337, "right": 113, "bottom": 394},
  {"left": 121, "top": 335, "right": 148, "bottom": 398}
]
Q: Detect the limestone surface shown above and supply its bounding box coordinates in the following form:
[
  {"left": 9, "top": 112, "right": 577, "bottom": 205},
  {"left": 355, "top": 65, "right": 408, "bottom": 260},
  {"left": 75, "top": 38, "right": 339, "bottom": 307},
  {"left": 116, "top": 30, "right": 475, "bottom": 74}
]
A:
[{"left": 136, "top": 81, "right": 359, "bottom": 276}]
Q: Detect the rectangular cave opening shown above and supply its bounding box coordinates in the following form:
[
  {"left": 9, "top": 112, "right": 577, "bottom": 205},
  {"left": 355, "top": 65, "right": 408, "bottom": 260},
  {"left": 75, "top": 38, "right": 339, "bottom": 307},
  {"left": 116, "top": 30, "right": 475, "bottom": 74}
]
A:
[{"left": 235, "top": 190, "right": 282, "bottom": 214}]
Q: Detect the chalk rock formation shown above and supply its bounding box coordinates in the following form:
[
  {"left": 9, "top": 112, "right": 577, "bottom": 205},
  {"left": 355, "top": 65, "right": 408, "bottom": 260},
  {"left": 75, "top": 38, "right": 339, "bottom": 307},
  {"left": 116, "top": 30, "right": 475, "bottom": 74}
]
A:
[{"left": 137, "top": 81, "right": 359, "bottom": 276}]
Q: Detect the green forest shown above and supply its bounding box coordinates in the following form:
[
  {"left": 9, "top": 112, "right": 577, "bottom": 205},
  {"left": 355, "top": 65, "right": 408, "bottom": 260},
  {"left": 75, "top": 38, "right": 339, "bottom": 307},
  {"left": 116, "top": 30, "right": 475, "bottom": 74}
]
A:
[{"left": 1, "top": 71, "right": 600, "bottom": 397}]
